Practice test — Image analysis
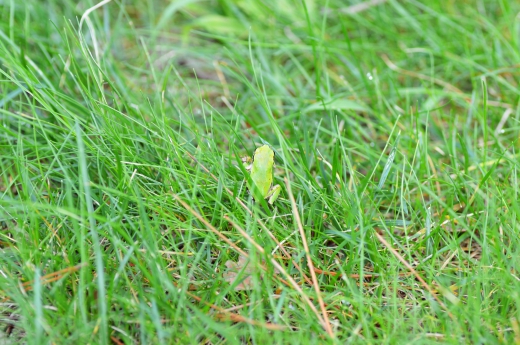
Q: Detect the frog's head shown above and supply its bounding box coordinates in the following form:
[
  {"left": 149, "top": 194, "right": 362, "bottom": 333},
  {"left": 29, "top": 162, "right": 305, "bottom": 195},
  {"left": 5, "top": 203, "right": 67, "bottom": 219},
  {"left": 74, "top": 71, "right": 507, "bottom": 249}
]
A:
[{"left": 254, "top": 145, "right": 274, "bottom": 160}]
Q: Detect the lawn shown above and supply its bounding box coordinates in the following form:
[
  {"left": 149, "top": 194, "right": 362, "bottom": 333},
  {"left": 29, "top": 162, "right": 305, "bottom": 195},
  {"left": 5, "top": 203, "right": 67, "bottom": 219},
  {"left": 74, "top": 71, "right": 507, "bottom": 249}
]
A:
[{"left": 1, "top": 0, "right": 520, "bottom": 343}]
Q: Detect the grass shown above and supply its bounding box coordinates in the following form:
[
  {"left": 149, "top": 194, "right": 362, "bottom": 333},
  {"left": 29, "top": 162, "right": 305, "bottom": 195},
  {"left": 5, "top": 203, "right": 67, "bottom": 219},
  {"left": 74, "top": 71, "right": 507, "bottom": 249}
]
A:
[{"left": 1, "top": 0, "right": 520, "bottom": 343}]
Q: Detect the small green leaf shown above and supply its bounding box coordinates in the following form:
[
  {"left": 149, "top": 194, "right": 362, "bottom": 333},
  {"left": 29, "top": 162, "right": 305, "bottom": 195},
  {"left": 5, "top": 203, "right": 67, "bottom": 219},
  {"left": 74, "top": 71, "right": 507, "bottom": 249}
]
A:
[{"left": 190, "top": 15, "right": 246, "bottom": 36}]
